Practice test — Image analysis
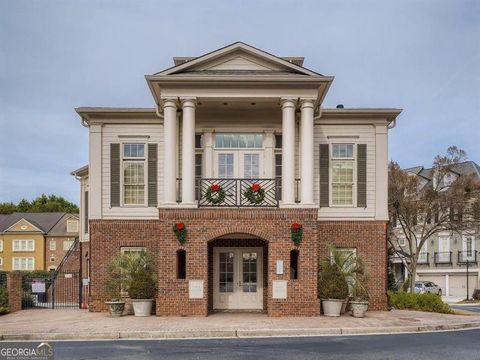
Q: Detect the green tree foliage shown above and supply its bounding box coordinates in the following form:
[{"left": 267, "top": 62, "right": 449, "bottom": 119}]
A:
[{"left": 0, "top": 194, "right": 79, "bottom": 214}]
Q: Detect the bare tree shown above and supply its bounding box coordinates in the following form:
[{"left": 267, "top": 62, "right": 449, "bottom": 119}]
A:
[{"left": 388, "top": 146, "right": 480, "bottom": 293}]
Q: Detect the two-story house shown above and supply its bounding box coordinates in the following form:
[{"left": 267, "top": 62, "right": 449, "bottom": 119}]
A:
[
  {"left": 72, "top": 42, "right": 401, "bottom": 316},
  {"left": 391, "top": 161, "right": 480, "bottom": 298}
]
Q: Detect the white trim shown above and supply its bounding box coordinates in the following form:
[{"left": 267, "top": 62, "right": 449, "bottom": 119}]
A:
[
  {"left": 12, "top": 239, "right": 35, "bottom": 252},
  {"left": 12, "top": 257, "right": 35, "bottom": 270},
  {"left": 417, "top": 268, "right": 480, "bottom": 274},
  {"left": 4, "top": 219, "right": 43, "bottom": 233}
]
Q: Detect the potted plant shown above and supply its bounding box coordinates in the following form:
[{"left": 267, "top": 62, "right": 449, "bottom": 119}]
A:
[
  {"left": 104, "top": 254, "right": 130, "bottom": 317},
  {"left": 328, "top": 246, "right": 358, "bottom": 314},
  {"left": 126, "top": 251, "right": 157, "bottom": 317},
  {"left": 349, "top": 258, "right": 370, "bottom": 318},
  {"left": 318, "top": 262, "right": 349, "bottom": 317}
]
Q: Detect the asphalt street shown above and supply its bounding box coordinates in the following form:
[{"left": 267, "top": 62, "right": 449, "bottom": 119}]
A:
[
  {"left": 48, "top": 328, "right": 480, "bottom": 360},
  {"left": 451, "top": 304, "right": 480, "bottom": 313}
]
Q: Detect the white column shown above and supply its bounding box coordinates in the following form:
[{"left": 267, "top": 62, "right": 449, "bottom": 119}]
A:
[
  {"left": 163, "top": 98, "right": 178, "bottom": 205},
  {"left": 203, "top": 130, "right": 214, "bottom": 177},
  {"left": 181, "top": 98, "right": 197, "bottom": 206},
  {"left": 89, "top": 124, "right": 102, "bottom": 219},
  {"left": 300, "top": 99, "right": 315, "bottom": 205},
  {"left": 281, "top": 98, "right": 296, "bottom": 205}
]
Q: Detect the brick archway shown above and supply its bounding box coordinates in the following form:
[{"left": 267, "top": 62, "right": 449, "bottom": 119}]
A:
[
  {"left": 207, "top": 234, "right": 269, "bottom": 314},
  {"left": 203, "top": 226, "right": 271, "bottom": 244}
]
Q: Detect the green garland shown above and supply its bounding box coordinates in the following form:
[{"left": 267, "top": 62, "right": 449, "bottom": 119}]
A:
[
  {"left": 173, "top": 223, "right": 187, "bottom": 245},
  {"left": 244, "top": 187, "right": 265, "bottom": 204},
  {"left": 291, "top": 223, "right": 303, "bottom": 246},
  {"left": 205, "top": 185, "right": 226, "bottom": 204}
]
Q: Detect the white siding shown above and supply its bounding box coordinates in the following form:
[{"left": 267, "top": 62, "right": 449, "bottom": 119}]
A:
[
  {"left": 315, "top": 124, "right": 377, "bottom": 220},
  {"left": 101, "top": 124, "right": 163, "bottom": 219}
]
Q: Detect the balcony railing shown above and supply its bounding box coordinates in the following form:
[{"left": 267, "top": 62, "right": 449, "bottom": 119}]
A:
[
  {"left": 417, "top": 252, "right": 430, "bottom": 265},
  {"left": 176, "top": 177, "right": 301, "bottom": 207},
  {"left": 457, "top": 250, "right": 478, "bottom": 264},
  {"left": 434, "top": 251, "right": 452, "bottom": 265}
]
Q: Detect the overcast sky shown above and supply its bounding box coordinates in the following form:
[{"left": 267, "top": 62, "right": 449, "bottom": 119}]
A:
[{"left": 1, "top": 0, "right": 479, "bottom": 204}]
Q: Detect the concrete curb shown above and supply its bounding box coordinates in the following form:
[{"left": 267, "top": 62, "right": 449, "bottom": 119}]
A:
[{"left": 2, "top": 321, "right": 480, "bottom": 341}]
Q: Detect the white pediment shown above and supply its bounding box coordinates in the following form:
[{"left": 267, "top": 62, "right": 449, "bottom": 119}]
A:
[
  {"left": 154, "top": 42, "right": 320, "bottom": 77},
  {"left": 199, "top": 54, "right": 285, "bottom": 71}
]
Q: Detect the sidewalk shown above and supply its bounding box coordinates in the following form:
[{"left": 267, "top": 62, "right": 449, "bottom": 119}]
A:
[{"left": 1, "top": 309, "right": 480, "bottom": 341}]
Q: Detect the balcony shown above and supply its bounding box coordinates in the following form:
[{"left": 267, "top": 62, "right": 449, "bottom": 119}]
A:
[
  {"left": 457, "top": 250, "right": 478, "bottom": 265},
  {"left": 176, "top": 178, "right": 301, "bottom": 208},
  {"left": 434, "top": 251, "right": 452, "bottom": 266},
  {"left": 417, "top": 252, "right": 430, "bottom": 265}
]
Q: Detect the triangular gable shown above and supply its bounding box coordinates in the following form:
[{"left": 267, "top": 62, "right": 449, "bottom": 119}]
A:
[
  {"left": 4, "top": 218, "right": 44, "bottom": 233},
  {"left": 154, "top": 42, "right": 321, "bottom": 77}
]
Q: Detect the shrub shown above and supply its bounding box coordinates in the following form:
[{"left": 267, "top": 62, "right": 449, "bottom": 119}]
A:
[
  {"left": 401, "top": 278, "right": 411, "bottom": 293},
  {"left": 388, "top": 291, "right": 452, "bottom": 314},
  {"left": 472, "top": 289, "right": 480, "bottom": 300},
  {"left": 22, "top": 291, "right": 35, "bottom": 309},
  {"left": 318, "top": 262, "right": 349, "bottom": 300},
  {"left": 0, "top": 287, "right": 9, "bottom": 315},
  {"left": 128, "top": 271, "right": 156, "bottom": 299}
]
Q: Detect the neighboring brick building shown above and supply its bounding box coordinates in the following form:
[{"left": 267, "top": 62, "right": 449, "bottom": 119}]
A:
[{"left": 72, "top": 42, "right": 401, "bottom": 316}]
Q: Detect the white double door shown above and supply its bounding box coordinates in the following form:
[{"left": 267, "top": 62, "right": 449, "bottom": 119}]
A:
[
  {"left": 213, "top": 247, "right": 263, "bottom": 310},
  {"left": 214, "top": 151, "right": 263, "bottom": 179}
]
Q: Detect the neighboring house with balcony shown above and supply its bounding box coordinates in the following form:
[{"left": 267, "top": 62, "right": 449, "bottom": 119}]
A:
[
  {"left": 0, "top": 212, "right": 79, "bottom": 271},
  {"left": 72, "top": 42, "right": 401, "bottom": 316},
  {"left": 391, "top": 161, "right": 480, "bottom": 297}
]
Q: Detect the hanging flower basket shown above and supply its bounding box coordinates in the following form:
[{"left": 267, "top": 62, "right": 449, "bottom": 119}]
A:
[
  {"left": 291, "top": 222, "right": 303, "bottom": 246},
  {"left": 244, "top": 183, "right": 265, "bottom": 204},
  {"left": 205, "top": 184, "right": 226, "bottom": 204},
  {"left": 173, "top": 222, "right": 187, "bottom": 244}
]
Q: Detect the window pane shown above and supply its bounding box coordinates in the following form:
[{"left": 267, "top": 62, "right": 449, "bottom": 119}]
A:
[
  {"left": 244, "top": 154, "right": 259, "bottom": 178},
  {"left": 214, "top": 134, "right": 263, "bottom": 149},
  {"left": 333, "top": 144, "right": 353, "bottom": 158},
  {"left": 123, "top": 143, "right": 144, "bottom": 158},
  {"left": 332, "top": 161, "right": 353, "bottom": 183},
  {"left": 332, "top": 184, "right": 353, "bottom": 205},
  {"left": 218, "top": 154, "right": 234, "bottom": 178}
]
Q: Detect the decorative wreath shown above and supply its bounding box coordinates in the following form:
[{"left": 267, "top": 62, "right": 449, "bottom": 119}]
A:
[
  {"left": 291, "top": 222, "right": 303, "bottom": 246},
  {"left": 244, "top": 183, "right": 265, "bottom": 205},
  {"left": 205, "top": 184, "right": 226, "bottom": 204},
  {"left": 173, "top": 222, "right": 187, "bottom": 245}
]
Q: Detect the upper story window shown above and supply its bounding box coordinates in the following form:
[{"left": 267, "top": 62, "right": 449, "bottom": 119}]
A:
[
  {"left": 0, "top": 239, "right": 3, "bottom": 252},
  {"left": 13, "top": 239, "right": 35, "bottom": 252},
  {"left": 331, "top": 144, "right": 355, "bottom": 206},
  {"left": 67, "top": 219, "right": 79, "bottom": 233},
  {"left": 49, "top": 239, "right": 56, "bottom": 251},
  {"left": 123, "top": 143, "right": 146, "bottom": 205},
  {"left": 214, "top": 134, "right": 263, "bottom": 149},
  {"left": 63, "top": 239, "right": 75, "bottom": 251}
]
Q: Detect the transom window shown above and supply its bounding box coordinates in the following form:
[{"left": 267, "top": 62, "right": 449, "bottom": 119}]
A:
[
  {"left": 13, "top": 257, "right": 34, "bottom": 270},
  {"left": 13, "top": 239, "right": 35, "bottom": 252},
  {"left": 331, "top": 144, "right": 355, "bottom": 206},
  {"left": 123, "top": 143, "right": 146, "bottom": 205},
  {"left": 215, "top": 134, "right": 263, "bottom": 149}
]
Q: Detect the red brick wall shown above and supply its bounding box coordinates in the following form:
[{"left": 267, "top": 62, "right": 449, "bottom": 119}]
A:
[
  {"left": 7, "top": 272, "right": 22, "bottom": 313},
  {"left": 318, "top": 221, "right": 388, "bottom": 311},
  {"left": 88, "top": 212, "right": 388, "bottom": 315}
]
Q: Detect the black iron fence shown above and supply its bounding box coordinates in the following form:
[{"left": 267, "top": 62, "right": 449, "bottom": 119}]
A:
[
  {"left": 458, "top": 250, "right": 478, "bottom": 264},
  {"left": 434, "top": 251, "right": 452, "bottom": 265},
  {"left": 0, "top": 272, "right": 6, "bottom": 288},
  {"left": 417, "top": 252, "right": 430, "bottom": 265},
  {"left": 175, "top": 177, "right": 303, "bottom": 207},
  {"left": 198, "top": 178, "right": 279, "bottom": 207}
]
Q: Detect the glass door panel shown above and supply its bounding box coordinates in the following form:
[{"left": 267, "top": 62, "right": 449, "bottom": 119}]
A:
[
  {"left": 242, "top": 252, "right": 258, "bottom": 293},
  {"left": 243, "top": 154, "right": 260, "bottom": 179},
  {"left": 219, "top": 252, "right": 234, "bottom": 293}
]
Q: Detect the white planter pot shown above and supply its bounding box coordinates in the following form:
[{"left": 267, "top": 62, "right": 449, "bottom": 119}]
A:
[
  {"left": 321, "top": 299, "right": 344, "bottom": 317},
  {"left": 131, "top": 299, "right": 153, "bottom": 317},
  {"left": 350, "top": 301, "right": 369, "bottom": 318}
]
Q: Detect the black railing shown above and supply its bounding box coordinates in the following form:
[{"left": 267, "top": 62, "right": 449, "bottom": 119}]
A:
[
  {"left": 434, "top": 251, "right": 452, "bottom": 265},
  {"left": 0, "top": 272, "right": 6, "bottom": 288},
  {"left": 417, "top": 252, "right": 430, "bottom": 265},
  {"left": 198, "top": 178, "right": 279, "bottom": 207},
  {"left": 458, "top": 250, "right": 478, "bottom": 264}
]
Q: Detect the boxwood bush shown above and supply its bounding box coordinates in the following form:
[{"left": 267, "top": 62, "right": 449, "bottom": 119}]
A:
[
  {"left": 388, "top": 291, "right": 452, "bottom": 314},
  {"left": 0, "top": 287, "right": 9, "bottom": 315}
]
